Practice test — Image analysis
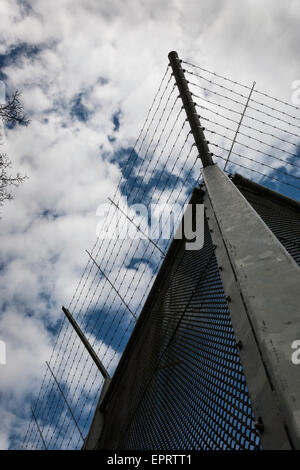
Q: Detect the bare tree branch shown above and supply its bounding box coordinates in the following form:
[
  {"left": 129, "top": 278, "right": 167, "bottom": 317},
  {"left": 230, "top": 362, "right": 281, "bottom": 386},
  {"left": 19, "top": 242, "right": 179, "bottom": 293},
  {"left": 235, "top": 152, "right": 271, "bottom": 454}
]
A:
[
  {"left": 0, "top": 90, "right": 30, "bottom": 125},
  {"left": 0, "top": 153, "right": 27, "bottom": 207},
  {"left": 0, "top": 90, "right": 29, "bottom": 212}
]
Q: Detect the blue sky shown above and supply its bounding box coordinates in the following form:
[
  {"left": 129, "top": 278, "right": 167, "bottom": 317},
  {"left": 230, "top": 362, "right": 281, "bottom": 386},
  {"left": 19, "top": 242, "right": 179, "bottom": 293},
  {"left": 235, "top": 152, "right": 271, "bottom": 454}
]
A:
[{"left": 0, "top": 0, "right": 300, "bottom": 450}]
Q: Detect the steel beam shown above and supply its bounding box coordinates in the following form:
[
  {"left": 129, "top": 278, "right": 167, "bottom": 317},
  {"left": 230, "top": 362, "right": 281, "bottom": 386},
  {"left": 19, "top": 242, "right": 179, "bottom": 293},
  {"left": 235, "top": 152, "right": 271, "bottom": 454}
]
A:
[
  {"left": 62, "top": 306, "right": 110, "bottom": 380},
  {"left": 202, "top": 164, "right": 300, "bottom": 449},
  {"left": 203, "top": 186, "right": 291, "bottom": 449}
]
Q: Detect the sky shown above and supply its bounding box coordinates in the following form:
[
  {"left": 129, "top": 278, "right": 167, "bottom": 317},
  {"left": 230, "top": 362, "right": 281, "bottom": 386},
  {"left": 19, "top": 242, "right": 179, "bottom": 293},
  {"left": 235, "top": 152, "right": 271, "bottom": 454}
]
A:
[{"left": 0, "top": 0, "right": 300, "bottom": 450}]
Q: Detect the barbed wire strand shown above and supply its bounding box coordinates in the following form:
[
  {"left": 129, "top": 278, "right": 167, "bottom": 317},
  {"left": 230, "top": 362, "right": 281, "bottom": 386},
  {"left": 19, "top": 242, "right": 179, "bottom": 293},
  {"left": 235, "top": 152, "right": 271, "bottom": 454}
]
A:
[
  {"left": 182, "top": 60, "right": 300, "bottom": 112},
  {"left": 22, "top": 67, "right": 172, "bottom": 449},
  {"left": 30, "top": 77, "right": 182, "bottom": 448}
]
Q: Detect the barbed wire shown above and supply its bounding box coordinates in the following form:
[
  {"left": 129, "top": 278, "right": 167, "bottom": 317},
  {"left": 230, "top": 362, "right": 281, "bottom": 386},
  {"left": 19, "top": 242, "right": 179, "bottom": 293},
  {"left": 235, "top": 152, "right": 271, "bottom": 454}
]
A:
[
  {"left": 24, "top": 71, "right": 192, "bottom": 450},
  {"left": 185, "top": 69, "right": 300, "bottom": 124},
  {"left": 41, "top": 91, "right": 184, "bottom": 436},
  {"left": 208, "top": 135, "right": 300, "bottom": 183},
  {"left": 68, "top": 66, "right": 172, "bottom": 315},
  {"left": 48, "top": 109, "right": 189, "bottom": 447},
  {"left": 73, "top": 155, "right": 202, "bottom": 449},
  {"left": 195, "top": 100, "right": 300, "bottom": 150},
  {"left": 203, "top": 123, "right": 300, "bottom": 173},
  {"left": 203, "top": 118, "right": 300, "bottom": 167},
  {"left": 188, "top": 80, "right": 300, "bottom": 132},
  {"left": 211, "top": 144, "right": 300, "bottom": 191},
  {"left": 182, "top": 59, "right": 300, "bottom": 112},
  {"left": 22, "top": 67, "right": 174, "bottom": 450},
  {"left": 192, "top": 91, "right": 300, "bottom": 140}
]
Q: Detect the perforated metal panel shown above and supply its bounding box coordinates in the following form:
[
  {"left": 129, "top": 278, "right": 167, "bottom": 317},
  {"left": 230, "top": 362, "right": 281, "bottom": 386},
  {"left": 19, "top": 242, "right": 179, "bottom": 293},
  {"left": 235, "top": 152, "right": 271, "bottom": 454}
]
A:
[
  {"left": 98, "top": 190, "right": 261, "bottom": 450},
  {"left": 121, "top": 222, "right": 261, "bottom": 450}
]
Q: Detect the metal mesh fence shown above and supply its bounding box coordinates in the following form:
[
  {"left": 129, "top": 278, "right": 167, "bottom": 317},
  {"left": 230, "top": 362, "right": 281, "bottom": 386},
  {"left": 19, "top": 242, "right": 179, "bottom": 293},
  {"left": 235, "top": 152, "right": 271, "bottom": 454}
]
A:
[{"left": 98, "top": 195, "right": 262, "bottom": 450}]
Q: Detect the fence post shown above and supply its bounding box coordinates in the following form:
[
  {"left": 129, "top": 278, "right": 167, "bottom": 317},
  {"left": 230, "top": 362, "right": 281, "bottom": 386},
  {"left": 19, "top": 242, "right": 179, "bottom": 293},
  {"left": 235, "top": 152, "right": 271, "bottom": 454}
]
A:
[
  {"left": 201, "top": 164, "right": 300, "bottom": 449},
  {"left": 168, "top": 51, "right": 213, "bottom": 167}
]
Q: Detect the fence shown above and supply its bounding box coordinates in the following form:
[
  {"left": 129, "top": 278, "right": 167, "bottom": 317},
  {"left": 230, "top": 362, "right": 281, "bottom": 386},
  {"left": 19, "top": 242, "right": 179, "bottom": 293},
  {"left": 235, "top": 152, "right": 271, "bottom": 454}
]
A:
[
  {"left": 96, "top": 189, "right": 262, "bottom": 450},
  {"left": 21, "top": 51, "right": 300, "bottom": 450}
]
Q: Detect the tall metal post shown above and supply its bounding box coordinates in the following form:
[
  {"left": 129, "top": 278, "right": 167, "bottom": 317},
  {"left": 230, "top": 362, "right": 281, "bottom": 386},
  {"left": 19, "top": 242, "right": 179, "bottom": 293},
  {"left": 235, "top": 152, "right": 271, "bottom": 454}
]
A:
[
  {"left": 168, "top": 51, "right": 213, "bottom": 167},
  {"left": 201, "top": 165, "right": 300, "bottom": 449}
]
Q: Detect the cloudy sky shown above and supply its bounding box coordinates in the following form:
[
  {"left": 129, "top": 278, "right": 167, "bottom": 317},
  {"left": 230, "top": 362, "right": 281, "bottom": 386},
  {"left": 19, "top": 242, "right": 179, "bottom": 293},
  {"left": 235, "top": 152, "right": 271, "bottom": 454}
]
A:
[{"left": 0, "top": 0, "right": 300, "bottom": 450}]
